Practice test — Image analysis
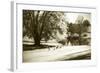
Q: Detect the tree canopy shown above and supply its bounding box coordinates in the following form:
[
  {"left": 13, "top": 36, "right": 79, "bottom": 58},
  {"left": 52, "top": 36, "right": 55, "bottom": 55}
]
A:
[{"left": 23, "top": 10, "right": 66, "bottom": 45}]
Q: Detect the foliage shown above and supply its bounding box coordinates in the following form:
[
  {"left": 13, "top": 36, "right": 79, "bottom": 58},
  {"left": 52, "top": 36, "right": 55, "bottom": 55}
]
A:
[
  {"left": 67, "top": 19, "right": 91, "bottom": 45},
  {"left": 23, "top": 10, "right": 65, "bottom": 45}
]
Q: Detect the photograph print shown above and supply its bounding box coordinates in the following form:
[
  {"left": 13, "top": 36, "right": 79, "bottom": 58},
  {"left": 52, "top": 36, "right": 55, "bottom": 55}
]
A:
[{"left": 22, "top": 10, "right": 91, "bottom": 62}]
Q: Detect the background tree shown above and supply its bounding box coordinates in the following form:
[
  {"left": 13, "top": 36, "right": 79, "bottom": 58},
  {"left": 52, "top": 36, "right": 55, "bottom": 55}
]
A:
[
  {"left": 23, "top": 10, "right": 65, "bottom": 46},
  {"left": 67, "top": 17, "right": 91, "bottom": 45}
]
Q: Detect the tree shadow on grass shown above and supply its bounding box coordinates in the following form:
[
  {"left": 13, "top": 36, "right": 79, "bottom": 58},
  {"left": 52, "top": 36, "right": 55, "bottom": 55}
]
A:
[
  {"left": 65, "top": 53, "right": 91, "bottom": 60},
  {"left": 23, "top": 44, "right": 55, "bottom": 51}
]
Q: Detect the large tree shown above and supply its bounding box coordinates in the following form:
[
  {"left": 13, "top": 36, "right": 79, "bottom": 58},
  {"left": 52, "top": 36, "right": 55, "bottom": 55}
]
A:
[{"left": 23, "top": 10, "right": 65, "bottom": 45}]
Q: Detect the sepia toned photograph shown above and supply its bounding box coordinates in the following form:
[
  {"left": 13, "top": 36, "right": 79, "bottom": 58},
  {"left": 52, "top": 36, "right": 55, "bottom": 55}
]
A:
[{"left": 22, "top": 10, "right": 91, "bottom": 62}]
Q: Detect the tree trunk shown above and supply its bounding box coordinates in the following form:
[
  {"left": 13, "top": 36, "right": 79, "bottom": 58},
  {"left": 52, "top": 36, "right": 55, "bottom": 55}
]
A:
[
  {"left": 34, "top": 35, "right": 41, "bottom": 46},
  {"left": 79, "top": 34, "right": 81, "bottom": 45},
  {"left": 78, "top": 24, "right": 82, "bottom": 45}
]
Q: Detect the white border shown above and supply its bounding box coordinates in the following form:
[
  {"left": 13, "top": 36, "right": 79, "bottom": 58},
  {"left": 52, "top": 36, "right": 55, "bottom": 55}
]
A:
[{"left": 11, "top": 1, "right": 97, "bottom": 71}]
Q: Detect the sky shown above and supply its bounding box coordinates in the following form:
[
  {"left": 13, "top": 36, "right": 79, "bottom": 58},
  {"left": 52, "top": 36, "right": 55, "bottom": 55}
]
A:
[{"left": 65, "top": 12, "right": 91, "bottom": 23}]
